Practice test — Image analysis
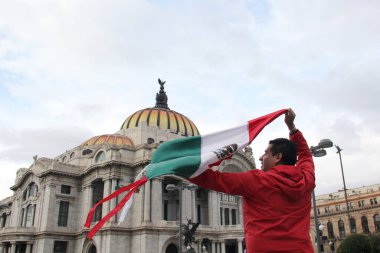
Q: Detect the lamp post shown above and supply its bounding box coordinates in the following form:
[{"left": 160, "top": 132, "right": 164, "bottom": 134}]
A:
[
  {"left": 335, "top": 145, "right": 351, "bottom": 233},
  {"left": 166, "top": 182, "right": 198, "bottom": 253},
  {"left": 310, "top": 138, "right": 333, "bottom": 253}
]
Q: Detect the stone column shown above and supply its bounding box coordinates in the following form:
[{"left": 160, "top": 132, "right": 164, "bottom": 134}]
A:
[
  {"left": 26, "top": 242, "right": 33, "bottom": 253},
  {"left": 191, "top": 190, "right": 197, "bottom": 222},
  {"left": 237, "top": 197, "right": 243, "bottom": 225},
  {"left": 220, "top": 241, "right": 226, "bottom": 253},
  {"left": 151, "top": 179, "right": 162, "bottom": 223},
  {"left": 208, "top": 191, "right": 215, "bottom": 226},
  {"left": 102, "top": 179, "right": 112, "bottom": 216},
  {"left": 10, "top": 242, "right": 16, "bottom": 253},
  {"left": 143, "top": 179, "right": 151, "bottom": 222},
  {"left": 211, "top": 242, "right": 216, "bottom": 253},
  {"left": 238, "top": 239, "right": 243, "bottom": 253},
  {"left": 82, "top": 185, "right": 93, "bottom": 225},
  {"left": 111, "top": 178, "right": 118, "bottom": 222}
]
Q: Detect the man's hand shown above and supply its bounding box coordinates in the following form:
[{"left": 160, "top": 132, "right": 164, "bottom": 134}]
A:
[{"left": 285, "top": 108, "right": 296, "bottom": 131}]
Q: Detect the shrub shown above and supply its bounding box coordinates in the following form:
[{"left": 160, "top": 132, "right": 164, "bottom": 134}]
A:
[
  {"left": 369, "top": 234, "right": 380, "bottom": 253},
  {"left": 337, "top": 234, "right": 371, "bottom": 253}
]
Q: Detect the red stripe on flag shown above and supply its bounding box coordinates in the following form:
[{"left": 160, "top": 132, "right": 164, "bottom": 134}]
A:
[
  {"left": 248, "top": 109, "right": 287, "bottom": 143},
  {"left": 85, "top": 176, "right": 148, "bottom": 239}
]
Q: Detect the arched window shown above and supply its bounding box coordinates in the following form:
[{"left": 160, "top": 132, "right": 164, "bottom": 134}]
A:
[
  {"left": 22, "top": 182, "right": 38, "bottom": 201},
  {"left": 362, "top": 216, "right": 370, "bottom": 234},
  {"left": 147, "top": 138, "right": 155, "bottom": 144},
  {"left": 62, "top": 156, "right": 67, "bottom": 162},
  {"left": 374, "top": 214, "right": 380, "bottom": 232},
  {"left": 70, "top": 152, "right": 75, "bottom": 159},
  {"left": 350, "top": 217, "right": 357, "bottom": 233},
  {"left": 327, "top": 221, "right": 334, "bottom": 239},
  {"left": 29, "top": 183, "right": 38, "bottom": 197},
  {"left": 95, "top": 151, "right": 106, "bottom": 163},
  {"left": 338, "top": 220, "right": 345, "bottom": 238}
]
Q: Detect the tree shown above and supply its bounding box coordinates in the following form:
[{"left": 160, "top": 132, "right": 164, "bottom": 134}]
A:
[
  {"left": 337, "top": 234, "right": 371, "bottom": 253},
  {"left": 369, "top": 234, "right": 380, "bottom": 253}
]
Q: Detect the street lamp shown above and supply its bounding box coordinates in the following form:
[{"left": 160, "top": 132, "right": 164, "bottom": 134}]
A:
[
  {"left": 310, "top": 139, "right": 333, "bottom": 253},
  {"left": 335, "top": 145, "right": 351, "bottom": 233},
  {"left": 166, "top": 182, "right": 198, "bottom": 253}
]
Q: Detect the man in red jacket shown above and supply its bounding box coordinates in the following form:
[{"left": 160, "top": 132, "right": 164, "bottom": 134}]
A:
[{"left": 190, "top": 109, "right": 314, "bottom": 253}]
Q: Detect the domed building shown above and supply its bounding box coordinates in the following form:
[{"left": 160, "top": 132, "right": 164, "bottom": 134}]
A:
[{"left": 0, "top": 80, "right": 255, "bottom": 253}]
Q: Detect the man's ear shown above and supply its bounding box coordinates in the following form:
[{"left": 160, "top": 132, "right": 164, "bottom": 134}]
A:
[{"left": 275, "top": 153, "right": 283, "bottom": 164}]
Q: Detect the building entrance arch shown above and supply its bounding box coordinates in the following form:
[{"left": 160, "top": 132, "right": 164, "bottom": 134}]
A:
[
  {"left": 88, "top": 245, "right": 96, "bottom": 253},
  {"left": 165, "top": 243, "right": 178, "bottom": 253},
  {"left": 82, "top": 240, "right": 97, "bottom": 253}
]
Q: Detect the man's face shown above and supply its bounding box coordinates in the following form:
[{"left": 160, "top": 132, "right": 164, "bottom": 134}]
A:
[{"left": 259, "top": 144, "right": 281, "bottom": 171}]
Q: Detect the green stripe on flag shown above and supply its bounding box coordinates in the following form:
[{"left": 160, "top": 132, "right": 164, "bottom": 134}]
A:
[{"left": 146, "top": 136, "right": 202, "bottom": 179}]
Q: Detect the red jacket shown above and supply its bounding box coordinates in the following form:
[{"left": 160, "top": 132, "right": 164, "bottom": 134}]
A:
[{"left": 190, "top": 130, "right": 315, "bottom": 253}]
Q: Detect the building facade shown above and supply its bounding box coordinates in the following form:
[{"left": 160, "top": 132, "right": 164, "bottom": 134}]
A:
[
  {"left": 0, "top": 82, "right": 254, "bottom": 253},
  {"left": 310, "top": 184, "right": 380, "bottom": 252}
]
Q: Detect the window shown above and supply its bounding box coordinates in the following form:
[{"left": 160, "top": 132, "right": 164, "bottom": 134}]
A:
[
  {"left": 224, "top": 208, "right": 230, "bottom": 225},
  {"left": 195, "top": 188, "right": 209, "bottom": 225},
  {"left": 231, "top": 209, "right": 237, "bottom": 225},
  {"left": 1, "top": 213, "right": 6, "bottom": 227},
  {"left": 327, "top": 221, "right": 334, "bottom": 239},
  {"left": 370, "top": 198, "right": 378, "bottom": 206},
  {"left": 22, "top": 190, "right": 27, "bottom": 201},
  {"left": 163, "top": 200, "right": 168, "bottom": 221},
  {"left": 220, "top": 208, "right": 223, "bottom": 225},
  {"left": 20, "top": 208, "right": 25, "bottom": 226},
  {"left": 29, "top": 183, "right": 38, "bottom": 197},
  {"left": 374, "top": 214, "right": 380, "bottom": 232},
  {"left": 361, "top": 216, "right": 370, "bottom": 234},
  {"left": 335, "top": 205, "right": 340, "bottom": 212},
  {"left": 25, "top": 204, "right": 35, "bottom": 227},
  {"left": 62, "top": 156, "right": 67, "bottom": 162},
  {"left": 350, "top": 218, "right": 357, "bottom": 233},
  {"left": 161, "top": 179, "right": 180, "bottom": 221},
  {"left": 147, "top": 138, "right": 155, "bottom": 144},
  {"left": 338, "top": 220, "right": 345, "bottom": 238},
  {"left": 58, "top": 201, "right": 69, "bottom": 227},
  {"left": 53, "top": 241, "right": 68, "bottom": 253},
  {"left": 325, "top": 207, "right": 330, "bottom": 214},
  {"left": 92, "top": 180, "right": 104, "bottom": 222},
  {"left": 82, "top": 149, "right": 93, "bottom": 155},
  {"left": 95, "top": 151, "right": 106, "bottom": 163},
  {"left": 23, "top": 183, "right": 38, "bottom": 201},
  {"left": 61, "top": 185, "right": 71, "bottom": 194},
  {"left": 317, "top": 208, "right": 320, "bottom": 215},
  {"left": 70, "top": 152, "right": 75, "bottom": 159},
  {"left": 358, "top": 200, "right": 365, "bottom": 208}
]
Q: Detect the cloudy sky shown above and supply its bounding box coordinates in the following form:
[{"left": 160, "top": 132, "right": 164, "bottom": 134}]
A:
[{"left": 0, "top": 0, "right": 379, "bottom": 199}]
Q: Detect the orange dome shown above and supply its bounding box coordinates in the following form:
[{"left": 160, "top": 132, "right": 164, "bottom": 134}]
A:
[
  {"left": 120, "top": 108, "right": 199, "bottom": 137},
  {"left": 120, "top": 79, "right": 200, "bottom": 137},
  {"left": 81, "top": 134, "right": 134, "bottom": 147}
]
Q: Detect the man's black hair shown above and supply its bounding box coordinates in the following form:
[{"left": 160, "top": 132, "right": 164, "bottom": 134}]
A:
[{"left": 268, "top": 138, "right": 297, "bottom": 165}]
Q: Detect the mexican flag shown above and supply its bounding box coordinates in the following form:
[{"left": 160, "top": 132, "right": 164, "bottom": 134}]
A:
[
  {"left": 146, "top": 109, "right": 287, "bottom": 180},
  {"left": 85, "top": 108, "right": 287, "bottom": 239}
]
